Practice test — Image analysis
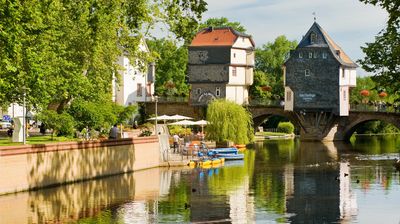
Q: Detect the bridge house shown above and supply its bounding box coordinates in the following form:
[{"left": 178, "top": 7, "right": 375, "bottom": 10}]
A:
[
  {"left": 284, "top": 22, "right": 357, "bottom": 116},
  {"left": 188, "top": 27, "right": 255, "bottom": 106}
]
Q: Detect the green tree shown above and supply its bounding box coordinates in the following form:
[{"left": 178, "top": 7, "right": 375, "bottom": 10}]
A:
[
  {"left": 198, "top": 17, "right": 246, "bottom": 32},
  {"left": 358, "top": 0, "right": 400, "bottom": 101},
  {"left": 0, "top": 0, "right": 207, "bottom": 111},
  {"left": 37, "top": 110, "right": 75, "bottom": 138},
  {"left": 147, "top": 38, "right": 189, "bottom": 97},
  {"left": 253, "top": 35, "right": 297, "bottom": 100},
  {"left": 206, "top": 99, "right": 254, "bottom": 144}
]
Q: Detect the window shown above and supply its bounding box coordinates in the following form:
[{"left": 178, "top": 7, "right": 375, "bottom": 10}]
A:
[
  {"left": 233, "top": 53, "right": 236, "bottom": 58},
  {"left": 305, "top": 69, "right": 310, "bottom": 77},
  {"left": 216, "top": 87, "right": 221, "bottom": 96},
  {"left": 137, "top": 83, "right": 143, "bottom": 96},
  {"left": 310, "top": 32, "right": 317, "bottom": 44},
  {"left": 308, "top": 52, "right": 313, "bottom": 59},
  {"left": 232, "top": 67, "right": 237, "bottom": 77},
  {"left": 286, "top": 91, "right": 292, "bottom": 101},
  {"left": 322, "top": 52, "right": 327, "bottom": 59},
  {"left": 343, "top": 90, "right": 347, "bottom": 101},
  {"left": 342, "top": 68, "right": 345, "bottom": 78},
  {"left": 299, "top": 52, "right": 303, "bottom": 58},
  {"left": 313, "top": 52, "right": 318, "bottom": 58},
  {"left": 196, "top": 88, "right": 201, "bottom": 95}
]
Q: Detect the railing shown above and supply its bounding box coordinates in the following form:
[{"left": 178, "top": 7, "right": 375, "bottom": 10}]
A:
[
  {"left": 350, "top": 104, "right": 400, "bottom": 113},
  {"left": 248, "top": 98, "right": 283, "bottom": 107},
  {"left": 151, "top": 96, "right": 189, "bottom": 103}
]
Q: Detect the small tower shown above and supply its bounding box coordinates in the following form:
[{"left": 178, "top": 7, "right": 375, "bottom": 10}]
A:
[
  {"left": 188, "top": 27, "right": 255, "bottom": 106},
  {"left": 283, "top": 22, "right": 357, "bottom": 116}
]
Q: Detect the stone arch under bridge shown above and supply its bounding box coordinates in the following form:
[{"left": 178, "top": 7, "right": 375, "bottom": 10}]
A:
[
  {"left": 144, "top": 101, "right": 400, "bottom": 141},
  {"left": 249, "top": 107, "right": 300, "bottom": 132},
  {"left": 337, "top": 111, "right": 400, "bottom": 141}
]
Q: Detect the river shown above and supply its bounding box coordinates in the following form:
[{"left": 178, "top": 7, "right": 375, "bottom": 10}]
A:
[{"left": 1, "top": 135, "right": 399, "bottom": 223}]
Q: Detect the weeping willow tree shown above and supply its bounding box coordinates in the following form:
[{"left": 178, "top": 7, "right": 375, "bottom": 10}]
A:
[{"left": 206, "top": 99, "right": 254, "bottom": 144}]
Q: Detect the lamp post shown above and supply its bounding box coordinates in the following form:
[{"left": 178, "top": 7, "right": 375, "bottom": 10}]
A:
[
  {"left": 23, "top": 90, "right": 26, "bottom": 145},
  {"left": 154, "top": 95, "right": 158, "bottom": 135}
]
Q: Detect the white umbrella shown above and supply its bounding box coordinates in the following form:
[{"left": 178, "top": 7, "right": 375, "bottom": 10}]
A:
[
  {"left": 168, "top": 120, "right": 197, "bottom": 126},
  {"left": 193, "top": 120, "right": 209, "bottom": 134},
  {"left": 148, "top": 115, "right": 173, "bottom": 120},
  {"left": 169, "top": 114, "right": 193, "bottom": 120}
]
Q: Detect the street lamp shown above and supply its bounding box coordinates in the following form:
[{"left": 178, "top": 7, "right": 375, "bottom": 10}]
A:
[
  {"left": 22, "top": 87, "right": 27, "bottom": 145},
  {"left": 154, "top": 95, "right": 158, "bottom": 135}
]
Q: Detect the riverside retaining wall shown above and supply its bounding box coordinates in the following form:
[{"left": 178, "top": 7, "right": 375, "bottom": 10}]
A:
[{"left": 0, "top": 136, "right": 160, "bottom": 195}]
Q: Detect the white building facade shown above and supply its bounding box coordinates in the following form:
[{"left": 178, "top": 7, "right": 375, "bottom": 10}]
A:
[{"left": 113, "top": 40, "right": 155, "bottom": 106}]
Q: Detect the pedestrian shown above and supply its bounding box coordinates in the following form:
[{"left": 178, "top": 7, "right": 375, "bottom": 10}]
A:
[
  {"left": 109, "top": 124, "right": 118, "bottom": 139},
  {"left": 173, "top": 133, "right": 180, "bottom": 153}
]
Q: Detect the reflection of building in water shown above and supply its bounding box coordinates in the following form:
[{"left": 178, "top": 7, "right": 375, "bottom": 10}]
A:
[
  {"left": 339, "top": 162, "right": 357, "bottom": 221},
  {"left": 118, "top": 200, "right": 158, "bottom": 223},
  {"left": 229, "top": 176, "right": 255, "bottom": 223},
  {"left": 286, "top": 141, "right": 342, "bottom": 223}
]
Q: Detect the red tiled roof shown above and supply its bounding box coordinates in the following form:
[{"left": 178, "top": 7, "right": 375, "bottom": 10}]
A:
[{"left": 190, "top": 27, "right": 252, "bottom": 47}]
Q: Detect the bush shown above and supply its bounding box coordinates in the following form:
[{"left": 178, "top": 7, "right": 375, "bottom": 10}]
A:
[
  {"left": 169, "top": 125, "right": 191, "bottom": 136},
  {"left": 37, "top": 110, "right": 75, "bottom": 137},
  {"left": 277, "top": 122, "right": 294, "bottom": 134}
]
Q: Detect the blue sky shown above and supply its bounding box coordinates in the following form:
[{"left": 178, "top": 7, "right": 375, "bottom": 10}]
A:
[{"left": 203, "top": 0, "right": 388, "bottom": 75}]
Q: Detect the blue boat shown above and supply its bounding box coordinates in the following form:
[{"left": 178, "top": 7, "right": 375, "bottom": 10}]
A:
[
  {"left": 215, "top": 153, "right": 244, "bottom": 160},
  {"left": 210, "top": 147, "right": 244, "bottom": 160},
  {"left": 210, "top": 147, "right": 238, "bottom": 154}
]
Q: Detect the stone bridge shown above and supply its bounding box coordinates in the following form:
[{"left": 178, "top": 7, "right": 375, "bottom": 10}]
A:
[
  {"left": 145, "top": 101, "right": 400, "bottom": 141},
  {"left": 250, "top": 106, "right": 400, "bottom": 141}
]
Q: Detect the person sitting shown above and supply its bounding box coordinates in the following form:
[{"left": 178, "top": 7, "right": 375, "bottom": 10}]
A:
[{"left": 109, "top": 124, "right": 118, "bottom": 139}]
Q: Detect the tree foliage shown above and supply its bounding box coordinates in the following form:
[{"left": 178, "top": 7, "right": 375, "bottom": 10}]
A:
[
  {"left": 253, "top": 35, "right": 297, "bottom": 100},
  {"left": 198, "top": 17, "right": 246, "bottom": 32},
  {"left": 358, "top": 0, "right": 400, "bottom": 100},
  {"left": 206, "top": 99, "right": 254, "bottom": 144},
  {"left": 0, "top": 0, "right": 207, "bottom": 110},
  {"left": 277, "top": 122, "right": 294, "bottom": 134},
  {"left": 37, "top": 110, "right": 75, "bottom": 138},
  {"left": 147, "top": 38, "right": 189, "bottom": 97}
]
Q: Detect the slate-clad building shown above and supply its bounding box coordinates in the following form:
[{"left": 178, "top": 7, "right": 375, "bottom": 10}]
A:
[
  {"left": 188, "top": 27, "right": 255, "bottom": 106},
  {"left": 284, "top": 22, "right": 357, "bottom": 116}
]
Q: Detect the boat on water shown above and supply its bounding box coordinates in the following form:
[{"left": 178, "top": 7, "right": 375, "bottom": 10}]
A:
[
  {"left": 210, "top": 147, "right": 244, "bottom": 160},
  {"left": 215, "top": 153, "right": 244, "bottom": 160},
  {"left": 188, "top": 158, "right": 225, "bottom": 168}
]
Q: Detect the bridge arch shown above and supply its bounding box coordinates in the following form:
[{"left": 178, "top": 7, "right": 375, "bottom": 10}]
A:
[
  {"left": 249, "top": 107, "right": 300, "bottom": 132},
  {"left": 341, "top": 112, "right": 400, "bottom": 141}
]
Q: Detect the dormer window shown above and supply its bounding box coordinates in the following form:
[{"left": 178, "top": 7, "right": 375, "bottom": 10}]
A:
[{"left": 310, "top": 32, "right": 317, "bottom": 44}]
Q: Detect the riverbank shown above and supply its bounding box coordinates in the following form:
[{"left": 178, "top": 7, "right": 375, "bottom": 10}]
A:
[
  {"left": 254, "top": 132, "right": 295, "bottom": 140},
  {"left": 0, "top": 137, "right": 162, "bottom": 195}
]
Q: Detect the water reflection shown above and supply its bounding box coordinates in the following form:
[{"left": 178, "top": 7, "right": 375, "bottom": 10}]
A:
[{"left": 1, "top": 136, "right": 400, "bottom": 223}]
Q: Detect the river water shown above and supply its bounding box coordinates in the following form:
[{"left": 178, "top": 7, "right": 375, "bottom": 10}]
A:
[{"left": 1, "top": 135, "right": 400, "bottom": 223}]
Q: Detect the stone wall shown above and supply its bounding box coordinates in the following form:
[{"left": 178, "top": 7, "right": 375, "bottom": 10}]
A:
[
  {"left": 0, "top": 137, "right": 160, "bottom": 195},
  {"left": 188, "top": 64, "right": 229, "bottom": 83},
  {"left": 145, "top": 101, "right": 204, "bottom": 119},
  {"left": 285, "top": 48, "right": 340, "bottom": 113}
]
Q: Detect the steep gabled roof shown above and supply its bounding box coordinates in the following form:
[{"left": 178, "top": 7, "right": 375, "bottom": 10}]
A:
[
  {"left": 298, "top": 22, "right": 357, "bottom": 68},
  {"left": 190, "top": 27, "right": 255, "bottom": 47}
]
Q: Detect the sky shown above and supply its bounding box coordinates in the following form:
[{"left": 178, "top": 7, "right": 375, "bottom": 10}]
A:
[{"left": 202, "top": 0, "right": 388, "bottom": 75}]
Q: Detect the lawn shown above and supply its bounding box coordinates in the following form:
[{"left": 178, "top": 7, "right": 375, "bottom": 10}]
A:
[
  {"left": 255, "top": 132, "right": 289, "bottom": 136},
  {"left": 0, "top": 136, "right": 77, "bottom": 146}
]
